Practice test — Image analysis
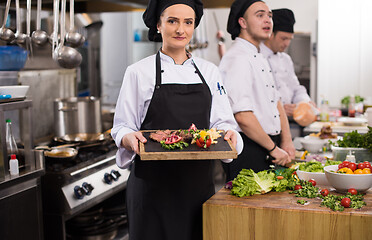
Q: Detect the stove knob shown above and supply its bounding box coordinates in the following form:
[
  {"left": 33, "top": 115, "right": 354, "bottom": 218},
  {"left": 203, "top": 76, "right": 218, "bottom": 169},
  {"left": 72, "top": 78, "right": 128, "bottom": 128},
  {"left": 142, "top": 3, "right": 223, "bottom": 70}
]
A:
[
  {"left": 104, "top": 172, "right": 114, "bottom": 184},
  {"left": 82, "top": 182, "right": 94, "bottom": 195},
  {"left": 111, "top": 170, "right": 121, "bottom": 181},
  {"left": 74, "top": 185, "right": 86, "bottom": 199}
]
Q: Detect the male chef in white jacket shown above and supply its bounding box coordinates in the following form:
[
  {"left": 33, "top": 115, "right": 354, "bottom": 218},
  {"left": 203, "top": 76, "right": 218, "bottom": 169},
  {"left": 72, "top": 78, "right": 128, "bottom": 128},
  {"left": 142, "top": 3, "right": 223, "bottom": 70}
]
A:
[
  {"left": 219, "top": 0, "right": 295, "bottom": 181},
  {"left": 260, "top": 8, "right": 315, "bottom": 117}
]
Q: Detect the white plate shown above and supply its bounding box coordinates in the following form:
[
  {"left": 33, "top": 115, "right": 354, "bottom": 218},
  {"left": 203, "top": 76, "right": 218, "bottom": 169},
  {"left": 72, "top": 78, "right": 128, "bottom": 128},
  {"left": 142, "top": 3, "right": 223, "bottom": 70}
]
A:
[{"left": 338, "top": 117, "right": 367, "bottom": 126}]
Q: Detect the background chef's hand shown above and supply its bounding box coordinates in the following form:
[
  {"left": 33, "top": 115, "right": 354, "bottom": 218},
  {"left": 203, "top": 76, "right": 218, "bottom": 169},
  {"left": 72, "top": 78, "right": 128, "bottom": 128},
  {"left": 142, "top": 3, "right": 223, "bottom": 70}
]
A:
[
  {"left": 224, "top": 130, "right": 237, "bottom": 149},
  {"left": 283, "top": 103, "right": 296, "bottom": 117},
  {"left": 270, "top": 147, "right": 291, "bottom": 166},
  {"left": 121, "top": 131, "right": 147, "bottom": 154},
  {"left": 280, "top": 141, "right": 296, "bottom": 160}
]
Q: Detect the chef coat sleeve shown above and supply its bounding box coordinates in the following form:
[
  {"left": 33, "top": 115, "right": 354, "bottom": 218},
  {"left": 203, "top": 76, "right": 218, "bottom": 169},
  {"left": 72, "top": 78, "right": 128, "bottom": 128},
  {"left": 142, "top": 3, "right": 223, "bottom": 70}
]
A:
[
  {"left": 285, "top": 55, "right": 311, "bottom": 104},
  {"left": 207, "top": 64, "right": 243, "bottom": 163},
  {"left": 219, "top": 55, "right": 255, "bottom": 114},
  {"left": 111, "top": 65, "right": 143, "bottom": 169}
]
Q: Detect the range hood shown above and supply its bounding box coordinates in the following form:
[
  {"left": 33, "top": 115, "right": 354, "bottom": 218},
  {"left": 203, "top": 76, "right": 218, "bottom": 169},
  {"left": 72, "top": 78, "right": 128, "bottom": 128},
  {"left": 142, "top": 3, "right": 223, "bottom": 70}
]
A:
[{"left": 0, "top": 0, "right": 234, "bottom": 13}]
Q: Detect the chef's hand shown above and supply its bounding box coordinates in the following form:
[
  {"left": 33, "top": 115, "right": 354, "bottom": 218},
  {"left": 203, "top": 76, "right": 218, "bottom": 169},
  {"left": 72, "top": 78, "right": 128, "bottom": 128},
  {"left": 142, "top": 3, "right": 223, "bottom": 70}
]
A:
[
  {"left": 280, "top": 141, "right": 296, "bottom": 160},
  {"left": 283, "top": 103, "right": 296, "bottom": 117},
  {"left": 224, "top": 130, "right": 237, "bottom": 148},
  {"left": 270, "top": 147, "right": 291, "bottom": 166},
  {"left": 121, "top": 131, "right": 147, "bottom": 154}
]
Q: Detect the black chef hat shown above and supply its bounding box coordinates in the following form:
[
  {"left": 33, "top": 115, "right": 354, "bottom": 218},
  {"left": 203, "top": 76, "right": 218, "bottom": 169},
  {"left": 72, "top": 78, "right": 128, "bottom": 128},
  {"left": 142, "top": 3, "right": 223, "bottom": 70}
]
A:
[
  {"left": 143, "top": 0, "right": 204, "bottom": 42},
  {"left": 272, "top": 8, "right": 295, "bottom": 33},
  {"left": 227, "top": 0, "right": 263, "bottom": 40}
]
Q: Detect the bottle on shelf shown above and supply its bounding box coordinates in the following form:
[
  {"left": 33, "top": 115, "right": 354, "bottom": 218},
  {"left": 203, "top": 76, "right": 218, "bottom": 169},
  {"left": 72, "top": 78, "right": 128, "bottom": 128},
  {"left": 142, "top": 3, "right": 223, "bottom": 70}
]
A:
[
  {"left": 319, "top": 99, "right": 329, "bottom": 122},
  {"left": 5, "top": 119, "right": 19, "bottom": 159},
  {"left": 348, "top": 95, "right": 356, "bottom": 118},
  {"left": 9, "top": 154, "right": 19, "bottom": 176}
]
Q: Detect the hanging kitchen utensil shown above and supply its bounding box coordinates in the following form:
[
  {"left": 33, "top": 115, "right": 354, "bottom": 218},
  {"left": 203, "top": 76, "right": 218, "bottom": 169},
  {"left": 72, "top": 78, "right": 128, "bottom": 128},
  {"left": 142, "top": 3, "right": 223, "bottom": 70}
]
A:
[
  {"left": 31, "top": 0, "right": 48, "bottom": 46},
  {"left": 25, "top": 0, "right": 33, "bottom": 57},
  {"left": 14, "top": 0, "right": 27, "bottom": 45},
  {"left": 57, "top": 0, "right": 82, "bottom": 69},
  {"left": 51, "top": 0, "right": 59, "bottom": 60},
  {"left": 212, "top": 11, "right": 225, "bottom": 43},
  {"left": 0, "top": 0, "right": 15, "bottom": 42},
  {"left": 65, "top": 0, "right": 85, "bottom": 48}
]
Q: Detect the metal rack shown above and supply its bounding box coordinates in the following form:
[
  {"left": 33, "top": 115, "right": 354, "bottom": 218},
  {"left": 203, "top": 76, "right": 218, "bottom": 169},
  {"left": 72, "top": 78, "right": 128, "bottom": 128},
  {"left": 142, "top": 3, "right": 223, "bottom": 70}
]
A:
[{"left": 0, "top": 100, "right": 33, "bottom": 179}]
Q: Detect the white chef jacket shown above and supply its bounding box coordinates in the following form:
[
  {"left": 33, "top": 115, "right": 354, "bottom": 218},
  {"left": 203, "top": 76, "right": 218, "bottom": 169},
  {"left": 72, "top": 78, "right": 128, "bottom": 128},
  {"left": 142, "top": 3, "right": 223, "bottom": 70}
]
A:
[
  {"left": 260, "top": 42, "right": 311, "bottom": 105},
  {"left": 219, "top": 37, "right": 281, "bottom": 135},
  {"left": 112, "top": 51, "right": 243, "bottom": 168}
]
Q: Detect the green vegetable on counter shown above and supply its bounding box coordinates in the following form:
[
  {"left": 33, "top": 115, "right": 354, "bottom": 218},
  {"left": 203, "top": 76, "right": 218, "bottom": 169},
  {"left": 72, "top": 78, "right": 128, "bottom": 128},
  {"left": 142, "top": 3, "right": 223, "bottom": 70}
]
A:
[
  {"left": 330, "top": 127, "right": 372, "bottom": 152},
  {"left": 297, "top": 160, "right": 342, "bottom": 173},
  {"left": 320, "top": 192, "right": 366, "bottom": 211}
]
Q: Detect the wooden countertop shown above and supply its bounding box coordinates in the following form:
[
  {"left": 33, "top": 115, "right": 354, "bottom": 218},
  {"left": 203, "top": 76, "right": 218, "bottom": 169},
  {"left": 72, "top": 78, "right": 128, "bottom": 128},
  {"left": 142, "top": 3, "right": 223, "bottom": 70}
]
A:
[{"left": 203, "top": 188, "right": 372, "bottom": 240}]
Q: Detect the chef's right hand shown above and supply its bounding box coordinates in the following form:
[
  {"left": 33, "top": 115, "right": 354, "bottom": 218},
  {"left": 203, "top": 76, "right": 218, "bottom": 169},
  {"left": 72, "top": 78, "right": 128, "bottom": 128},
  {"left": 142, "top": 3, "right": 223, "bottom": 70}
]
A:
[
  {"left": 283, "top": 103, "right": 296, "bottom": 117},
  {"left": 121, "top": 131, "right": 147, "bottom": 154},
  {"left": 270, "top": 147, "right": 291, "bottom": 166}
]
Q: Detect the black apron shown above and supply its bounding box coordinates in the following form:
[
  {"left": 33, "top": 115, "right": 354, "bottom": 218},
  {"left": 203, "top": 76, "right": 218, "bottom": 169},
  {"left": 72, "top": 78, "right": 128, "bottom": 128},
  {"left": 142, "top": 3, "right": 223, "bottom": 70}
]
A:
[
  {"left": 222, "top": 133, "right": 281, "bottom": 181},
  {"left": 126, "top": 51, "right": 214, "bottom": 240}
]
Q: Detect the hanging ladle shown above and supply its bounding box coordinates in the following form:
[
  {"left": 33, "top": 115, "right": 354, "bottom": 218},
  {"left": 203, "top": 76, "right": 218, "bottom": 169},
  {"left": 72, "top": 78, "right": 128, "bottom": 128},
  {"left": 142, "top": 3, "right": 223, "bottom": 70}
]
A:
[
  {"left": 0, "top": 0, "right": 15, "bottom": 42},
  {"left": 65, "top": 0, "right": 85, "bottom": 48},
  {"left": 57, "top": 0, "right": 82, "bottom": 69},
  {"left": 14, "top": 0, "right": 27, "bottom": 45},
  {"left": 31, "top": 0, "right": 48, "bottom": 46}
]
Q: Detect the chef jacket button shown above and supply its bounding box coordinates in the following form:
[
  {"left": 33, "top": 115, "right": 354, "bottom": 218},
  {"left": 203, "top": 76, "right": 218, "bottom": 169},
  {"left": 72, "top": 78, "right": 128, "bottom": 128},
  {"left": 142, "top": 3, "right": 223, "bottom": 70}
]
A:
[
  {"left": 161, "top": 70, "right": 164, "bottom": 73},
  {"left": 156, "top": 85, "right": 160, "bottom": 89},
  {"left": 276, "top": 131, "right": 279, "bottom": 133},
  {"left": 262, "top": 69, "right": 264, "bottom": 72},
  {"left": 274, "top": 115, "right": 276, "bottom": 118},
  {"left": 254, "top": 55, "right": 256, "bottom": 57},
  {"left": 272, "top": 85, "right": 274, "bottom": 88},
  {"left": 271, "top": 100, "right": 274, "bottom": 103},
  {"left": 266, "top": 85, "right": 268, "bottom": 87},
  {"left": 269, "top": 70, "right": 272, "bottom": 72}
]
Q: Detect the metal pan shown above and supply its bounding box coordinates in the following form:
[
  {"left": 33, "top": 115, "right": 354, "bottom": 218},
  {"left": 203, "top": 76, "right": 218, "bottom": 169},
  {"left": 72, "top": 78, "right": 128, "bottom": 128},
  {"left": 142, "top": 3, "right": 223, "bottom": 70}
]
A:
[
  {"left": 43, "top": 147, "right": 78, "bottom": 161},
  {"left": 54, "top": 129, "right": 112, "bottom": 144}
]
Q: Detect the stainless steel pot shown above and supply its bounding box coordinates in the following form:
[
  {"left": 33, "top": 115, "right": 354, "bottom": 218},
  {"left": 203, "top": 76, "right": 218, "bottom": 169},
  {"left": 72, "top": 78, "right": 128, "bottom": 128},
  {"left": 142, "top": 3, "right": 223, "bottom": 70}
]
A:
[{"left": 54, "top": 96, "right": 102, "bottom": 137}]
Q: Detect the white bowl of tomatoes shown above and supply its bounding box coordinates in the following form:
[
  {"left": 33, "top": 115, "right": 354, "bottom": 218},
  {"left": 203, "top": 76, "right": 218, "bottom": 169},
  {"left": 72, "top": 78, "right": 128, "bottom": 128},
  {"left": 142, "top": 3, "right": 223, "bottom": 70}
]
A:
[{"left": 324, "top": 162, "right": 372, "bottom": 193}]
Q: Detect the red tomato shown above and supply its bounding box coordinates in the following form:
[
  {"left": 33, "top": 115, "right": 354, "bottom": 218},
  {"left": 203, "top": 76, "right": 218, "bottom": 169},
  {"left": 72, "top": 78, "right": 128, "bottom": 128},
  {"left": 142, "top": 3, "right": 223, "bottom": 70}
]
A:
[
  {"left": 348, "top": 188, "right": 358, "bottom": 195},
  {"left": 364, "top": 161, "right": 371, "bottom": 169},
  {"left": 340, "top": 197, "right": 351, "bottom": 208},
  {"left": 294, "top": 185, "right": 302, "bottom": 190},
  {"left": 343, "top": 161, "right": 350, "bottom": 168},
  {"left": 338, "top": 162, "right": 345, "bottom": 169},
  {"left": 358, "top": 163, "right": 366, "bottom": 170},
  {"left": 205, "top": 137, "right": 212, "bottom": 148},
  {"left": 308, "top": 179, "right": 316, "bottom": 186},
  {"left": 320, "top": 189, "right": 329, "bottom": 197},
  {"left": 348, "top": 162, "right": 357, "bottom": 172},
  {"left": 195, "top": 138, "right": 205, "bottom": 148}
]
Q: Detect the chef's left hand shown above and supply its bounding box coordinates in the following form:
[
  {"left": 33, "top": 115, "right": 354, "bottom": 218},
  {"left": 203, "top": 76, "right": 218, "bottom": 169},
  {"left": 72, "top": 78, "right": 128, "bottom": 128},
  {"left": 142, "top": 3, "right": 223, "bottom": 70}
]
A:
[
  {"left": 280, "top": 141, "right": 296, "bottom": 160},
  {"left": 224, "top": 130, "right": 237, "bottom": 148}
]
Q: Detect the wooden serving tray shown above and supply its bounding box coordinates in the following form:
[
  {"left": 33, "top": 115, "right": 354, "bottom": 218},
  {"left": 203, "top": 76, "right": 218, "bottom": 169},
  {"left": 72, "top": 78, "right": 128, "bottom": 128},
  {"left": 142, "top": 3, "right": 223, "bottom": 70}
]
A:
[{"left": 139, "top": 130, "right": 237, "bottom": 160}]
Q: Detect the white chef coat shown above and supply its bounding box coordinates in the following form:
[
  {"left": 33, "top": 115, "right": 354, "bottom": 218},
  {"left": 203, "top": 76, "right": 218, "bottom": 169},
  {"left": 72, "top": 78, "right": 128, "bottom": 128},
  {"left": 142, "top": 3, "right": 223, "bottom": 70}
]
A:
[
  {"left": 260, "top": 42, "right": 311, "bottom": 105},
  {"left": 219, "top": 37, "right": 281, "bottom": 135},
  {"left": 112, "top": 51, "right": 243, "bottom": 168}
]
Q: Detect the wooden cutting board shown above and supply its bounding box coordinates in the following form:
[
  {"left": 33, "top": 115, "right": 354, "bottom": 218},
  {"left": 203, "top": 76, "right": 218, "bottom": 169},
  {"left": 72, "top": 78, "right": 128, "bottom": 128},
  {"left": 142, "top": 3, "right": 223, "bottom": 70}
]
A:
[
  {"left": 203, "top": 188, "right": 372, "bottom": 240},
  {"left": 139, "top": 130, "right": 237, "bottom": 160}
]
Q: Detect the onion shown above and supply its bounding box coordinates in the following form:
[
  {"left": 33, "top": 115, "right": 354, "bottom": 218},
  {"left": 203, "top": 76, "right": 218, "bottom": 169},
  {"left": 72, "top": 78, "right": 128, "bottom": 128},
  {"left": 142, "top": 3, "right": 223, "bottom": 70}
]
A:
[{"left": 225, "top": 181, "right": 233, "bottom": 189}]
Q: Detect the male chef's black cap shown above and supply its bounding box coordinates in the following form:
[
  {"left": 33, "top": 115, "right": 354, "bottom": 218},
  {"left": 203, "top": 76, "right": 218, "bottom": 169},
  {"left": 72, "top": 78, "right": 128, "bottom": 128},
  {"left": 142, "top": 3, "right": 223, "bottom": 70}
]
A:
[
  {"left": 227, "top": 0, "right": 263, "bottom": 40},
  {"left": 143, "top": 0, "right": 203, "bottom": 42},
  {"left": 272, "top": 8, "right": 295, "bottom": 33}
]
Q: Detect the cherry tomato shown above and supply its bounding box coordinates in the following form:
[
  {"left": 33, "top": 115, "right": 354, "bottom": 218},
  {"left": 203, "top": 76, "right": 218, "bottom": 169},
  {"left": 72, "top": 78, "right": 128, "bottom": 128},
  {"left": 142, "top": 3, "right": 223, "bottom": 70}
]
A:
[
  {"left": 320, "top": 189, "right": 329, "bottom": 197},
  {"left": 343, "top": 161, "right": 350, "bottom": 168},
  {"left": 205, "top": 136, "right": 212, "bottom": 148},
  {"left": 362, "top": 168, "right": 371, "bottom": 174},
  {"left": 294, "top": 185, "right": 302, "bottom": 190},
  {"left": 308, "top": 179, "right": 316, "bottom": 186},
  {"left": 364, "top": 161, "right": 371, "bottom": 168},
  {"left": 348, "top": 162, "right": 357, "bottom": 172},
  {"left": 195, "top": 137, "right": 205, "bottom": 148},
  {"left": 338, "top": 162, "right": 345, "bottom": 170},
  {"left": 358, "top": 163, "right": 366, "bottom": 170},
  {"left": 340, "top": 197, "right": 351, "bottom": 208},
  {"left": 348, "top": 188, "right": 358, "bottom": 195}
]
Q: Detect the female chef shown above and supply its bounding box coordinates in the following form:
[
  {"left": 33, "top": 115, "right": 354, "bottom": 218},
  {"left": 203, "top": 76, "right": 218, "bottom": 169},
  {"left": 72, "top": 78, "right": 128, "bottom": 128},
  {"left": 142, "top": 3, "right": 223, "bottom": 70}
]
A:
[{"left": 111, "top": 0, "right": 243, "bottom": 239}]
